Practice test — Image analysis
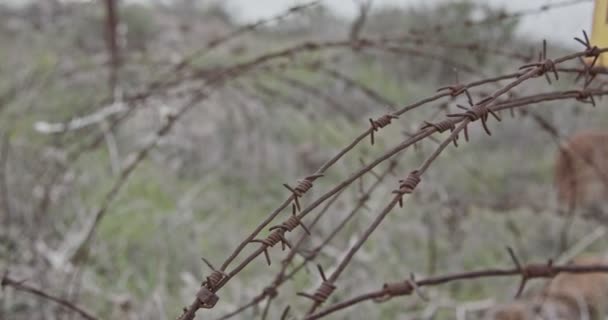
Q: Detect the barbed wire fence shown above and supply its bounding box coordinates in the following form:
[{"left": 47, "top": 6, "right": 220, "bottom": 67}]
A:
[
  {"left": 3, "top": 0, "right": 608, "bottom": 319},
  {"left": 177, "top": 34, "right": 608, "bottom": 320}
]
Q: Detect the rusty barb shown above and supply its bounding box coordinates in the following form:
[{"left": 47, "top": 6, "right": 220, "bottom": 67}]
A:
[
  {"left": 252, "top": 203, "right": 312, "bottom": 266},
  {"left": 565, "top": 88, "right": 597, "bottom": 106},
  {"left": 298, "top": 265, "right": 337, "bottom": 304},
  {"left": 392, "top": 170, "right": 421, "bottom": 207},
  {"left": 301, "top": 281, "right": 337, "bottom": 305},
  {"left": 506, "top": 247, "right": 557, "bottom": 298},
  {"left": 283, "top": 174, "right": 323, "bottom": 211},
  {"left": 575, "top": 30, "right": 602, "bottom": 65},
  {"left": 422, "top": 119, "right": 458, "bottom": 146},
  {"left": 369, "top": 114, "right": 399, "bottom": 145},
  {"left": 447, "top": 97, "right": 502, "bottom": 141},
  {"left": 574, "top": 30, "right": 603, "bottom": 87},
  {"left": 519, "top": 40, "right": 559, "bottom": 84},
  {"left": 197, "top": 258, "right": 228, "bottom": 308}
]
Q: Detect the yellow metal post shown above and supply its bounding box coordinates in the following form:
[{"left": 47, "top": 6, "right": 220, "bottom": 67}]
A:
[{"left": 590, "top": 0, "right": 608, "bottom": 66}]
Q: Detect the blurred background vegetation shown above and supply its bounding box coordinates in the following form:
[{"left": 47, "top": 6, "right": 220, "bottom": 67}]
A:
[{"left": 1, "top": 1, "right": 607, "bottom": 319}]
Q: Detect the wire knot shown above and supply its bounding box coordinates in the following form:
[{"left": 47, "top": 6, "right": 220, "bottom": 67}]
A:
[
  {"left": 375, "top": 273, "right": 428, "bottom": 303},
  {"left": 251, "top": 230, "right": 292, "bottom": 266},
  {"left": 422, "top": 119, "right": 455, "bottom": 133},
  {"left": 392, "top": 170, "right": 421, "bottom": 207},
  {"left": 519, "top": 40, "right": 559, "bottom": 83},
  {"left": 284, "top": 174, "right": 323, "bottom": 211},
  {"left": 314, "top": 281, "right": 336, "bottom": 303},
  {"left": 383, "top": 281, "right": 414, "bottom": 296},
  {"left": 275, "top": 215, "right": 300, "bottom": 232},
  {"left": 585, "top": 46, "right": 601, "bottom": 58},
  {"left": 369, "top": 114, "right": 399, "bottom": 145},
  {"left": 523, "top": 262, "right": 557, "bottom": 279},
  {"left": 297, "top": 265, "right": 336, "bottom": 304},
  {"left": 570, "top": 89, "right": 596, "bottom": 106},
  {"left": 298, "top": 281, "right": 336, "bottom": 304},
  {"left": 196, "top": 269, "right": 225, "bottom": 309},
  {"left": 574, "top": 30, "right": 602, "bottom": 59},
  {"left": 269, "top": 204, "right": 311, "bottom": 235},
  {"left": 422, "top": 119, "right": 459, "bottom": 147},
  {"left": 204, "top": 271, "right": 225, "bottom": 290},
  {"left": 447, "top": 101, "right": 501, "bottom": 140}
]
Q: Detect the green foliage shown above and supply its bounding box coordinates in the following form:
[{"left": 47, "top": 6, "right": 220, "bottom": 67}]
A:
[{"left": 121, "top": 4, "right": 159, "bottom": 52}]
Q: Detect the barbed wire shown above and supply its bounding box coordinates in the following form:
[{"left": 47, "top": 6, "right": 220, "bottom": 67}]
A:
[
  {"left": 6, "top": 1, "right": 607, "bottom": 317},
  {"left": 215, "top": 160, "right": 398, "bottom": 320},
  {"left": 42, "top": 0, "right": 587, "bottom": 153},
  {"left": 176, "top": 32, "right": 608, "bottom": 319},
  {"left": 50, "top": 5, "right": 573, "bottom": 153},
  {"left": 13, "top": 31, "right": 603, "bottom": 319},
  {"left": 304, "top": 256, "right": 608, "bottom": 320},
  {"left": 46, "top": 2, "right": 591, "bottom": 173}
]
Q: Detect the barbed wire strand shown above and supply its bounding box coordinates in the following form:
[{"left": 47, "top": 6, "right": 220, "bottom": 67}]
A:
[
  {"left": 215, "top": 160, "right": 397, "bottom": 320},
  {"left": 176, "top": 37, "right": 608, "bottom": 319},
  {"left": 301, "top": 39, "right": 607, "bottom": 314},
  {"left": 304, "top": 262, "right": 608, "bottom": 320}
]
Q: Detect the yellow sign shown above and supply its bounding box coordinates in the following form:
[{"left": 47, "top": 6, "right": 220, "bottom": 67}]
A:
[{"left": 590, "top": 0, "right": 608, "bottom": 66}]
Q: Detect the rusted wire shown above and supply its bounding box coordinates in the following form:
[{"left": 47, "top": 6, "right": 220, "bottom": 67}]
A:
[
  {"left": 60, "top": 0, "right": 592, "bottom": 159},
  {"left": 304, "top": 261, "right": 608, "bottom": 320},
  {"left": 214, "top": 162, "right": 397, "bottom": 320},
  {"left": 8, "top": 2, "right": 608, "bottom": 318},
  {"left": 301, "top": 37, "right": 608, "bottom": 316},
  {"left": 298, "top": 265, "right": 337, "bottom": 304},
  {"left": 174, "top": 33, "right": 608, "bottom": 320},
  {"left": 203, "top": 40, "right": 532, "bottom": 286},
  {"left": 17, "top": 35, "right": 603, "bottom": 316}
]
